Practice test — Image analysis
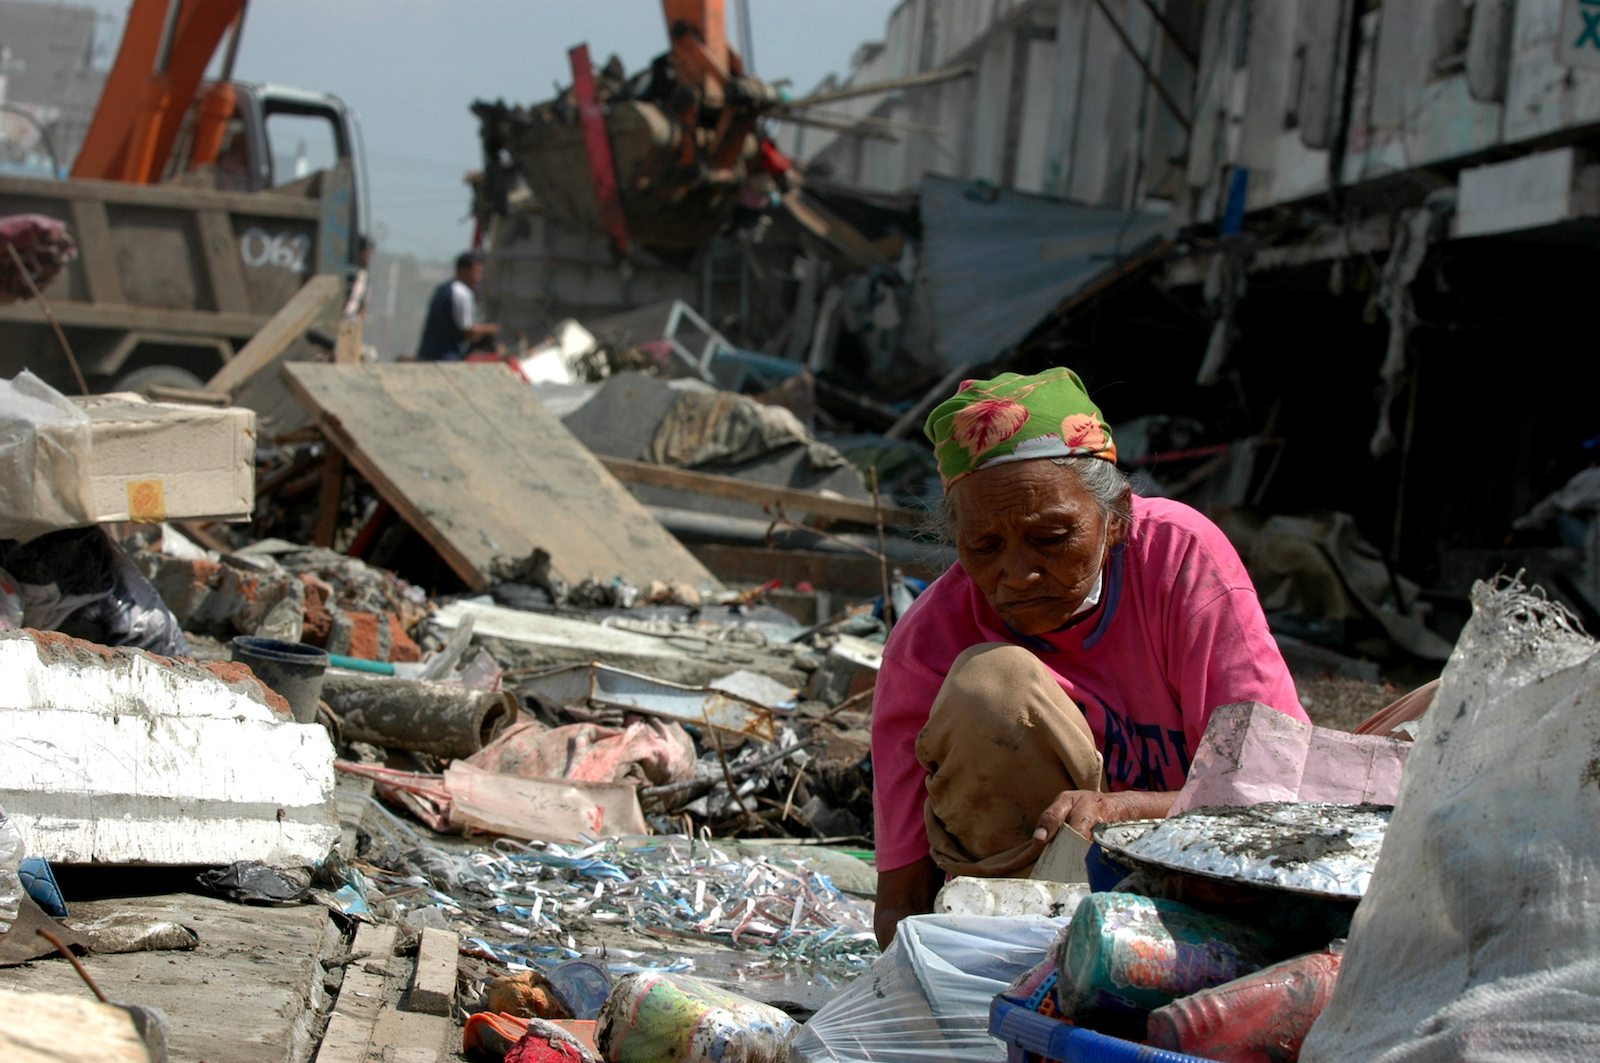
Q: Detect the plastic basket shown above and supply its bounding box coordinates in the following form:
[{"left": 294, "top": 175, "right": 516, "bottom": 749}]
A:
[{"left": 990, "top": 997, "right": 1213, "bottom": 1063}]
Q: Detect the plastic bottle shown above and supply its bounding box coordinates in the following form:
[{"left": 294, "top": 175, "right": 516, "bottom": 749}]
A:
[
  {"left": 1146, "top": 946, "right": 1343, "bottom": 1062},
  {"left": 597, "top": 972, "right": 796, "bottom": 1063},
  {"left": 546, "top": 960, "right": 613, "bottom": 1021},
  {"left": 1056, "top": 892, "right": 1278, "bottom": 1023}
]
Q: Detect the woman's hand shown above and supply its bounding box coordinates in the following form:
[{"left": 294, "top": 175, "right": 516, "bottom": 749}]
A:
[{"left": 1032, "top": 790, "right": 1178, "bottom": 846}]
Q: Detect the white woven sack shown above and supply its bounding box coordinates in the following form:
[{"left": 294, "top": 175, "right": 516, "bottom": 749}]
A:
[{"left": 1303, "top": 578, "right": 1600, "bottom": 1062}]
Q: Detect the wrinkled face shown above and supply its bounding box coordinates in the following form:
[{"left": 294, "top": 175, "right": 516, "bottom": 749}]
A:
[{"left": 951, "top": 460, "right": 1127, "bottom": 636}]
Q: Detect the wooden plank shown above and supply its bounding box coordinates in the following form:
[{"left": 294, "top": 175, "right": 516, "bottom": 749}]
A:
[
  {"left": 316, "top": 923, "right": 398, "bottom": 1063},
  {"left": 313, "top": 448, "right": 346, "bottom": 548},
  {"left": 205, "top": 274, "right": 343, "bottom": 394},
  {"left": 196, "top": 208, "right": 252, "bottom": 313},
  {"left": 0, "top": 298, "right": 266, "bottom": 336},
  {"left": 0, "top": 171, "right": 322, "bottom": 219},
  {"left": 599, "top": 456, "right": 926, "bottom": 528},
  {"left": 335, "top": 317, "right": 364, "bottom": 363},
  {"left": 282, "top": 362, "right": 719, "bottom": 593},
  {"left": 68, "top": 199, "right": 125, "bottom": 304},
  {"left": 406, "top": 928, "right": 458, "bottom": 1016}
]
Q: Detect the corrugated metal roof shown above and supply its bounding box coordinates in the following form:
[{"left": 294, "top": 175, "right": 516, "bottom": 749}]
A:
[{"left": 917, "top": 174, "right": 1175, "bottom": 370}]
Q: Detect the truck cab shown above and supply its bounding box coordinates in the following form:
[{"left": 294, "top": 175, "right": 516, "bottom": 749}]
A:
[{"left": 168, "top": 81, "right": 367, "bottom": 204}]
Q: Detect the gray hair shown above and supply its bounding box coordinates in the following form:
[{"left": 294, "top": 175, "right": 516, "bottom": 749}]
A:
[{"left": 930, "top": 457, "right": 1131, "bottom": 545}]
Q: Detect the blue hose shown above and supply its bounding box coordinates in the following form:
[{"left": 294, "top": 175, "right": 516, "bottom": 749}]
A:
[
  {"left": 990, "top": 997, "right": 1213, "bottom": 1063},
  {"left": 328, "top": 653, "right": 395, "bottom": 675}
]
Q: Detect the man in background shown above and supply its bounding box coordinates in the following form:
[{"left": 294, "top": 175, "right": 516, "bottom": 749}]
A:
[{"left": 416, "top": 251, "right": 498, "bottom": 360}]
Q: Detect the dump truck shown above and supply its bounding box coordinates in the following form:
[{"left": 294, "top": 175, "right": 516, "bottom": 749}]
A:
[{"left": 0, "top": 78, "right": 365, "bottom": 395}]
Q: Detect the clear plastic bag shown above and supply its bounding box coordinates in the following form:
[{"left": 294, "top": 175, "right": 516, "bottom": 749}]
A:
[
  {"left": 1302, "top": 580, "right": 1600, "bottom": 1062},
  {"left": 792, "top": 914, "right": 1069, "bottom": 1062},
  {"left": 0, "top": 370, "right": 96, "bottom": 541},
  {"left": 0, "top": 804, "right": 26, "bottom": 934}
]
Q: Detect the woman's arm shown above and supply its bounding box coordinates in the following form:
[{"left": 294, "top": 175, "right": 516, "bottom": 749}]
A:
[
  {"left": 874, "top": 855, "right": 946, "bottom": 949},
  {"left": 1032, "top": 789, "right": 1178, "bottom": 846}
]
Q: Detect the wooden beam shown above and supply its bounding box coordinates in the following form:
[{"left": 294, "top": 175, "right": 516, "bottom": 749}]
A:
[
  {"left": 334, "top": 317, "right": 363, "bottom": 364},
  {"left": 598, "top": 456, "right": 927, "bottom": 528},
  {"left": 316, "top": 923, "right": 396, "bottom": 1063},
  {"left": 204, "top": 273, "right": 342, "bottom": 394},
  {"left": 177, "top": 521, "right": 230, "bottom": 553},
  {"left": 312, "top": 448, "right": 345, "bottom": 548},
  {"left": 885, "top": 360, "right": 971, "bottom": 440}
]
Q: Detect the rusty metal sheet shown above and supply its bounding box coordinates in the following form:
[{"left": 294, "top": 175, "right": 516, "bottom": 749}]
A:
[{"left": 520, "top": 661, "right": 778, "bottom": 742}]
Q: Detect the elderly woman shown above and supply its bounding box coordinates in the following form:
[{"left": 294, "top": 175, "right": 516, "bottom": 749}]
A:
[{"left": 872, "top": 368, "right": 1309, "bottom": 946}]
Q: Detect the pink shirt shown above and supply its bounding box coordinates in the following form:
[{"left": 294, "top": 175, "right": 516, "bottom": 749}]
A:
[{"left": 871, "top": 495, "right": 1307, "bottom": 873}]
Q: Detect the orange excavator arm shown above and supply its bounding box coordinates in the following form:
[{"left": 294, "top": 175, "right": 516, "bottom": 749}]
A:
[
  {"left": 71, "top": 0, "right": 248, "bottom": 183},
  {"left": 662, "top": 0, "right": 734, "bottom": 105}
]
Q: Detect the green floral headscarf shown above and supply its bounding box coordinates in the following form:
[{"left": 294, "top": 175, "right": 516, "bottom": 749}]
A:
[{"left": 925, "top": 368, "right": 1116, "bottom": 489}]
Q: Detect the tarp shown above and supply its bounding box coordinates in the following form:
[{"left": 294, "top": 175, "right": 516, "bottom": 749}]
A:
[{"left": 916, "top": 175, "right": 1174, "bottom": 370}]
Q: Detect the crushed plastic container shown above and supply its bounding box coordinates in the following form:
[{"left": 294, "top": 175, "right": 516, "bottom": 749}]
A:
[
  {"left": 990, "top": 996, "right": 1211, "bottom": 1063},
  {"left": 936, "top": 877, "right": 1091, "bottom": 919},
  {"left": 1146, "top": 945, "right": 1342, "bottom": 1062},
  {"left": 1056, "top": 893, "right": 1277, "bottom": 1024}
]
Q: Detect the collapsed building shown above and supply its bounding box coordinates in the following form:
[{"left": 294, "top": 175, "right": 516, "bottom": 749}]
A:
[{"left": 731, "top": 0, "right": 1600, "bottom": 650}]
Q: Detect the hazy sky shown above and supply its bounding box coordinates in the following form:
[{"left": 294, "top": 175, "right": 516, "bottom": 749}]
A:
[{"left": 79, "top": 0, "right": 901, "bottom": 260}]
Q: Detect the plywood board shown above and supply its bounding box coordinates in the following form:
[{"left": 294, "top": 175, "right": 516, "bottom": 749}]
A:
[{"left": 282, "top": 362, "right": 717, "bottom": 592}]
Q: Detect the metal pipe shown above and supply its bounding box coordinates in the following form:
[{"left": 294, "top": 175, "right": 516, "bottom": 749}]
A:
[
  {"left": 782, "top": 109, "right": 946, "bottom": 136},
  {"left": 217, "top": 0, "right": 249, "bottom": 80},
  {"left": 1135, "top": 0, "right": 1198, "bottom": 67},
  {"left": 735, "top": 0, "right": 755, "bottom": 74},
  {"left": 773, "top": 112, "right": 898, "bottom": 142},
  {"left": 1090, "top": 0, "right": 1193, "bottom": 134},
  {"left": 785, "top": 62, "right": 977, "bottom": 109}
]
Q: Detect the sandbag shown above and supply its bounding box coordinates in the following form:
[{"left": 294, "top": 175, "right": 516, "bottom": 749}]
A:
[{"left": 1301, "top": 579, "right": 1600, "bottom": 1062}]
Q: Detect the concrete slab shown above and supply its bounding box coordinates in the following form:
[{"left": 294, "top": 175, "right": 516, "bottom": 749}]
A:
[
  {"left": 0, "top": 893, "right": 342, "bottom": 1063},
  {"left": 0, "top": 630, "right": 339, "bottom": 867}
]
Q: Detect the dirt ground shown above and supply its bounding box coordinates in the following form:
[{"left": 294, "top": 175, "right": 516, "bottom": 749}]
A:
[{"left": 1296, "top": 676, "right": 1406, "bottom": 732}]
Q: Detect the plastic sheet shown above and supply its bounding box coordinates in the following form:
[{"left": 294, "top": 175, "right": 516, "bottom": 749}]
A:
[
  {"left": 1302, "top": 579, "right": 1600, "bottom": 1062},
  {"left": 0, "top": 526, "right": 187, "bottom": 655},
  {"left": 0, "top": 370, "right": 96, "bottom": 542},
  {"left": 195, "top": 862, "right": 311, "bottom": 905},
  {"left": 0, "top": 804, "right": 24, "bottom": 934},
  {"left": 792, "top": 914, "right": 1069, "bottom": 1062}
]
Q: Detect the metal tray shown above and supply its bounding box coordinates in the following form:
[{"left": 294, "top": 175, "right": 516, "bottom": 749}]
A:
[{"left": 1094, "top": 802, "right": 1391, "bottom": 900}]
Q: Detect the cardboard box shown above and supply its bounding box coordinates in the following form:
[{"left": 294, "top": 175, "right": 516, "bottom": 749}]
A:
[{"left": 72, "top": 393, "right": 256, "bottom": 523}]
